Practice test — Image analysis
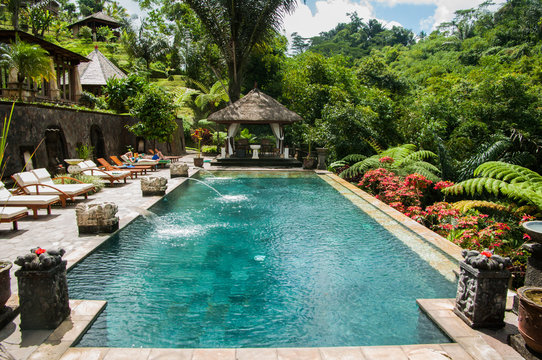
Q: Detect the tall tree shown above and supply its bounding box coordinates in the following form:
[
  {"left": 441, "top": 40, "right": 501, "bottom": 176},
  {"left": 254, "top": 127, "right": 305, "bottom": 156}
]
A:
[
  {"left": 121, "top": 20, "right": 170, "bottom": 73},
  {"left": 183, "top": 0, "right": 297, "bottom": 102}
]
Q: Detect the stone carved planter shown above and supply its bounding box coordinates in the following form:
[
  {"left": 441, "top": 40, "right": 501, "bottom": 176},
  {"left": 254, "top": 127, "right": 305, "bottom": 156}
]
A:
[
  {"left": 15, "top": 248, "right": 70, "bottom": 329},
  {"left": 454, "top": 250, "right": 511, "bottom": 328},
  {"left": 517, "top": 286, "right": 542, "bottom": 354},
  {"left": 141, "top": 176, "right": 167, "bottom": 196},
  {"left": 0, "top": 261, "right": 12, "bottom": 308},
  {"left": 76, "top": 202, "right": 119, "bottom": 234},
  {"left": 170, "top": 162, "right": 189, "bottom": 178}
]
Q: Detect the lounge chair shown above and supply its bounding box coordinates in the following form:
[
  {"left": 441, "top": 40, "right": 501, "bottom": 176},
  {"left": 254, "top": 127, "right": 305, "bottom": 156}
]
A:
[
  {"left": 155, "top": 149, "right": 182, "bottom": 163},
  {"left": 12, "top": 170, "right": 93, "bottom": 207},
  {"left": 78, "top": 160, "right": 131, "bottom": 185},
  {"left": 119, "top": 155, "right": 159, "bottom": 168},
  {"left": 0, "top": 181, "right": 60, "bottom": 218},
  {"left": 0, "top": 206, "right": 27, "bottom": 230},
  {"left": 110, "top": 155, "right": 155, "bottom": 172},
  {"left": 96, "top": 158, "right": 147, "bottom": 178}
]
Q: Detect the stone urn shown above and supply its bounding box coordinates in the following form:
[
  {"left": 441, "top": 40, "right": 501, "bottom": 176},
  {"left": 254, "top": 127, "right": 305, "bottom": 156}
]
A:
[
  {"left": 0, "top": 261, "right": 12, "bottom": 308},
  {"left": 517, "top": 287, "right": 542, "bottom": 353},
  {"left": 454, "top": 250, "right": 511, "bottom": 328},
  {"left": 76, "top": 202, "right": 119, "bottom": 234},
  {"left": 14, "top": 248, "right": 70, "bottom": 329},
  {"left": 316, "top": 148, "right": 328, "bottom": 170},
  {"left": 170, "top": 162, "right": 189, "bottom": 178},
  {"left": 141, "top": 176, "right": 167, "bottom": 196},
  {"left": 193, "top": 157, "right": 204, "bottom": 167}
]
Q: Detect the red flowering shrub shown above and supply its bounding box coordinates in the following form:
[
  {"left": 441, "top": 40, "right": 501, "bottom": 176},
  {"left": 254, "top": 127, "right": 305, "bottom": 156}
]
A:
[
  {"left": 379, "top": 156, "right": 394, "bottom": 164},
  {"left": 434, "top": 181, "right": 454, "bottom": 190}
]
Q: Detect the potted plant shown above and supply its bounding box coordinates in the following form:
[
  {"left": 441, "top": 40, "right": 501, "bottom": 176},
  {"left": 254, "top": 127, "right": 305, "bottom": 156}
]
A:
[
  {"left": 517, "top": 286, "right": 542, "bottom": 353},
  {"left": 191, "top": 128, "right": 210, "bottom": 167},
  {"left": 0, "top": 261, "right": 12, "bottom": 308},
  {"left": 75, "top": 144, "right": 94, "bottom": 161}
]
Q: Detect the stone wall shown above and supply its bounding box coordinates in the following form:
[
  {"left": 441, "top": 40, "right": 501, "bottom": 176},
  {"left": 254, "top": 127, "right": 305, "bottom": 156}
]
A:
[{"left": 0, "top": 102, "right": 185, "bottom": 179}]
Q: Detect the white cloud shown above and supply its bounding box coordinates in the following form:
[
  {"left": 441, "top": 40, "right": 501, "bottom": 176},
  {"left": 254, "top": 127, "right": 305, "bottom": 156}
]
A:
[
  {"left": 283, "top": 0, "right": 506, "bottom": 41},
  {"left": 282, "top": 0, "right": 375, "bottom": 39}
]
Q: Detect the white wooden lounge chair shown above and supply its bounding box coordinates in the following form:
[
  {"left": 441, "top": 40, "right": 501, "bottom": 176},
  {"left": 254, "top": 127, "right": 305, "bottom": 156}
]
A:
[
  {"left": 120, "top": 155, "right": 159, "bottom": 167},
  {"left": 78, "top": 160, "right": 131, "bottom": 185},
  {"left": 0, "top": 206, "right": 27, "bottom": 230},
  {"left": 0, "top": 181, "right": 60, "bottom": 218},
  {"left": 12, "top": 170, "right": 93, "bottom": 207}
]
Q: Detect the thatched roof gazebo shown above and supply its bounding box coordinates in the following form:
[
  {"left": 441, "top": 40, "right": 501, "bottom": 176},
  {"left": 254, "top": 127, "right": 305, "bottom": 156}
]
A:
[
  {"left": 208, "top": 88, "right": 302, "bottom": 157},
  {"left": 78, "top": 46, "right": 126, "bottom": 95}
]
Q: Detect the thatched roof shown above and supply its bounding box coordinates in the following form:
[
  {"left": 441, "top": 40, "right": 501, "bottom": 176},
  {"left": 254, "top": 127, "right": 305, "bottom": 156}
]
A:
[
  {"left": 78, "top": 47, "right": 126, "bottom": 86},
  {"left": 208, "top": 88, "right": 303, "bottom": 124},
  {"left": 68, "top": 11, "right": 121, "bottom": 28}
]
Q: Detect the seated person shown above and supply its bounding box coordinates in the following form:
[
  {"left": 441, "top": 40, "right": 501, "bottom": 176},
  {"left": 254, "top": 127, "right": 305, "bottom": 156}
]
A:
[{"left": 151, "top": 150, "right": 165, "bottom": 160}]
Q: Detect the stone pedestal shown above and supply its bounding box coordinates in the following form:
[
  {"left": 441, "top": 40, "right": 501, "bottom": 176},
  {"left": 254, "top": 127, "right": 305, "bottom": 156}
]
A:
[
  {"left": 15, "top": 249, "right": 70, "bottom": 330},
  {"left": 522, "top": 243, "right": 542, "bottom": 287},
  {"left": 317, "top": 148, "right": 328, "bottom": 170},
  {"left": 76, "top": 202, "right": 119, "bottom": 234},
  {"left": 284, "top": 147, "right": 289, "bottom": 159},
  {"left": 454, "top": 261, "right": 510, "bottom": 328},
  {"left": 250, "top": 145, "right": 261, "bottom": 159},
  {"left": 141, "top": 177, "right": 167, "bottom": 196},
  {"left": 170, "top": 163, "right": 189, "bottom": 178}
]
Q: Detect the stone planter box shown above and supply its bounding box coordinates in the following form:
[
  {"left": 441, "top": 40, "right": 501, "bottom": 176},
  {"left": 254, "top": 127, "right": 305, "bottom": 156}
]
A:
[
  {"left": 454, "top": 260, "right": 510, "bottom": 328},
  {"left": 15, "top": 261, "right": 70, "bottom": 329},
  {"left": 170, "top": 162, "right": 189, "bottom": 178},
  {"left": 76, "top": 202, "right": 119, "bottom": 234},
  {"left": 141, "top": 177, "right": 167, "bottom": 196},
  {"left": 0, "top": 261, "right": 12, "bottom": 308}
]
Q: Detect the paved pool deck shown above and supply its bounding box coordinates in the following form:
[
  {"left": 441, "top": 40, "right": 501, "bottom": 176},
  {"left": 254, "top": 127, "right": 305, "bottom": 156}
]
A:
[{"left": 0, "top": 158, "right": 525, "bottom": 360}]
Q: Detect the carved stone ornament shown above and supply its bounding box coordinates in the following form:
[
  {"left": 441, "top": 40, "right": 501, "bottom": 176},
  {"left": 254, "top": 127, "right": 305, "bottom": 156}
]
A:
[
  {"left": 14, "top": 248, "right": 70, "bottom": 329},
  {"left": 76, "top": 202, "right": 119, "bottom": 234},
  {"left": 141, "top": 176, "right": 168, "bottom": 196},
  {"left": 170, "top": 162, "right": 189, "bottom": 178},
  {"left": 454, "top": 250, "right": 511, "bottom": 328}
]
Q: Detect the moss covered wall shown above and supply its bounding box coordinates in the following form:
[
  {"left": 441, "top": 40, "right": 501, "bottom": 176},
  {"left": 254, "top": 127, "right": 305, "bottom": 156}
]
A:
[{"left": 0, "top": 102, "right": 185, "bottom": 179}]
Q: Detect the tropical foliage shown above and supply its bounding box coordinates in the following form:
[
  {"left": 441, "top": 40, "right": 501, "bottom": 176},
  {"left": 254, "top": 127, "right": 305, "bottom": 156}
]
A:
[{"left": 339, "top": 144, "right": 440, "bottom": 182}]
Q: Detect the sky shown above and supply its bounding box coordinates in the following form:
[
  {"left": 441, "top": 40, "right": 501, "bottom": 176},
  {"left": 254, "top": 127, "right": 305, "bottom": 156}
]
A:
[{"left": 117, "top": 0, "right": 497, "bottom": 38}]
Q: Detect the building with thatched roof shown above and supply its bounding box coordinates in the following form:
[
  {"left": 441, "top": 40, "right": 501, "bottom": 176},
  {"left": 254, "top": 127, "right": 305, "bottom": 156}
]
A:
[
  {"left": 208, "top": 88, "right": 302, "bottom": 158},
  {"left": 68, "top": 11, "right": 121, "bottom": 39},
  {"left": 0, "top": 30, "right": 89, "bottom": 103},
  {"left": 78, "top": 46, "right": 126, "bottom": 95}
]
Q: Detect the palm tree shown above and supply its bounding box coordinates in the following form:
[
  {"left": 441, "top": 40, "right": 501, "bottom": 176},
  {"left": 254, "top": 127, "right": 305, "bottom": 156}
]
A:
[
  {"left": 184, "top": 0, "right": 297, "bottom": 102},
  {"left": 121, "top": 20, "right": 170, "bottom": 74},
  {"left": 0, "top": 39, "right": 55, "bottom": 100}
]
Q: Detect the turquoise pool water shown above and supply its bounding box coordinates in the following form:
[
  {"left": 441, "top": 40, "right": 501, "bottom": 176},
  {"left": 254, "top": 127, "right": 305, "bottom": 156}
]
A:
[{"left": 68, "top": 172, "right": 456, "bottom": 348}]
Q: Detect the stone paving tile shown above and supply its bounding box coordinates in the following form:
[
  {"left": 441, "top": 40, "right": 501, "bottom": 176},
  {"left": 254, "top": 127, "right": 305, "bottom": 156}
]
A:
[
  {"left": 319, "top": 346, "right": 365, "bottom": 360},
  {"left": 59, "top": 347, "right": 109, "bottom": 360},
  {"left": 360, "top": 346, "right": 408, "bottom": 360},
  {"left": 439, "top": 343, "right": 475, "bottom": 360},
  {"left": 192, "top": 348, "right": 236, "bottom": 360},
  {"left": 277, "top": 347, "right": 322, "bottom": 360},
  {"left": 236, "top": 347, "right": 278, "bottom": 360},
  {"left": 103, "top": 348, "right": 151, "bottom": 360},
  {"left": 148, "top": 348, "right": 193, "bottom": 360}
]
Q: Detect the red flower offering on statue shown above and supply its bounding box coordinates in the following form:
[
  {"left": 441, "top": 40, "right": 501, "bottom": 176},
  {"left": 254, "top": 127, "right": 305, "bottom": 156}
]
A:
[
  {"left": 480, "top": 250, "right": 492, "bottom": 258},
  {"left": 35, "top": 248, "right": 46, "bottom": 255}
]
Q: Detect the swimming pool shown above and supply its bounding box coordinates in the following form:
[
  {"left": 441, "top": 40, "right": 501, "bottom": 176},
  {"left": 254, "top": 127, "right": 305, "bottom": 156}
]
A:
[{"left": 68, "top": 171, "right": 456, "bottom": 348}]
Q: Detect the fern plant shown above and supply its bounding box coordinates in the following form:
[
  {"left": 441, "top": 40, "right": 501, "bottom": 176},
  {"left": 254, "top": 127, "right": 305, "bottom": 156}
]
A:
[
  {"left": 444, "top": 161, "right": 542, "bottom": 210},
  {"left": 339, "top": 144, "right": 441, "bottom": 182}
]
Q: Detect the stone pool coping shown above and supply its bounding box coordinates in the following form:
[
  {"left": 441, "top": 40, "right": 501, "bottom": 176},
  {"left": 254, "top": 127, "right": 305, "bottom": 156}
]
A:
[{"left": 0, "top": 165, "right": 524, "bottom": 360}]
